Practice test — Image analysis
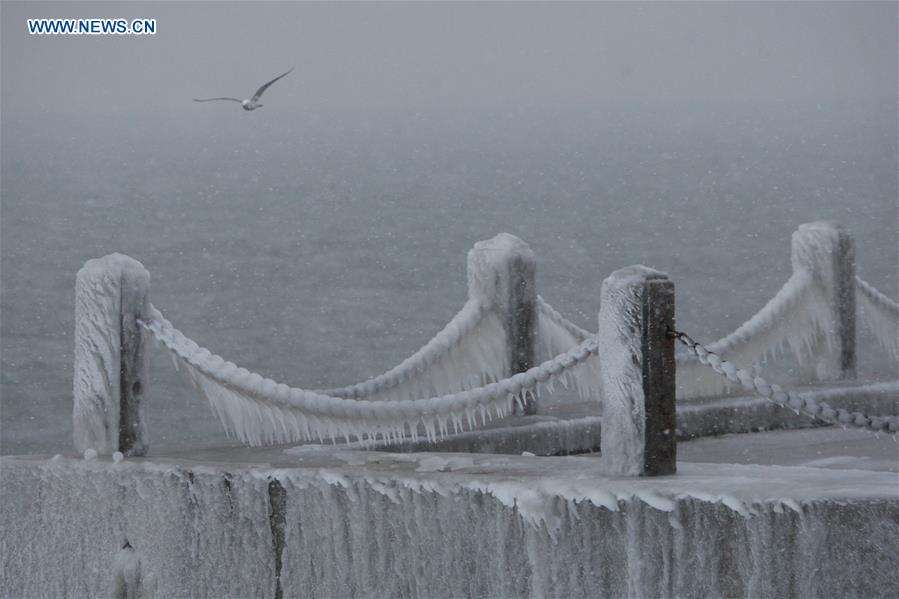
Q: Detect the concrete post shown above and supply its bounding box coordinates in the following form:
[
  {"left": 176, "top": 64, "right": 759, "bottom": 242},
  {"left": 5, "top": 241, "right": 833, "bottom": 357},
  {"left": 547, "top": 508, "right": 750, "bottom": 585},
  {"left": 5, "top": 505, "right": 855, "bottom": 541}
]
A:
[
  {"left": 467, "top": 233, "right": 538, "bottom": 415},
  {"left": 73, "top": 254, "right": 150, "bottom": 456},
  {"left": 791, "top": 221, "right": 856, "bottom": 381},
  {"left": 597, "top": 265, "right": 676, "bottom": 476}
]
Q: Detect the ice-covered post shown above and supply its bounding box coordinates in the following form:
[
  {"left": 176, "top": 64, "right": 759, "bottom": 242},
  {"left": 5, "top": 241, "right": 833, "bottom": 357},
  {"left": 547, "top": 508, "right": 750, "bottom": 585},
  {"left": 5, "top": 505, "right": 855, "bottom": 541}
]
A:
[
  {"left": 73, "top": 254, "right": 150, "bottom": 456},
  {"left": 597, "top": 266, "right": 676, "bottom": 476},
  {"left": 467, "top": 233, "right": 538, "bottom": 415},
  {"left": 791, "top": 221, "right": 856, "bottom": 381}
]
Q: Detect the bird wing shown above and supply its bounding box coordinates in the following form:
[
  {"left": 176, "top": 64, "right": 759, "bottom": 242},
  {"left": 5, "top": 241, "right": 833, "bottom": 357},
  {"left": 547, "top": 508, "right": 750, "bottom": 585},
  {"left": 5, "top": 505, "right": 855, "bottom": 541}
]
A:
[
  {"left": 251, "top": 67, "right": 294, "bottom": 102},
  {"left": 193, "top": 97, "right": 243, "bottom": 103}
]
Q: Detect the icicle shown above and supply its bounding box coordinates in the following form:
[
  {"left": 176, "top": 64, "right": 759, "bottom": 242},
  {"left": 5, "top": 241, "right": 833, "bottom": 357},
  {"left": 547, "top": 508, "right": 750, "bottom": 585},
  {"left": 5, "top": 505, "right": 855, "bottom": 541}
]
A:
[
  {"left": 143, "top": 303, "right": 601, "bottom": 446},
  {"left": 856, "top": 276, "right": 899, "bottom": 359},
  {"left": 316, "top": 300, "right": 508, "bottom": 403},
  {"left": 678, "top": 271, "right": 826, "bottom": 399}
]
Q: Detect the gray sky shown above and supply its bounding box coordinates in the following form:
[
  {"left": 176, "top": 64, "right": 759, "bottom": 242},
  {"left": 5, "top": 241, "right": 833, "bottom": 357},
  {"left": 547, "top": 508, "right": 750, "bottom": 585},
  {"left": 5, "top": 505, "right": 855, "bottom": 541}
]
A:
[{"left": 2, "top": 1, "right": 896, "bottom": 113}]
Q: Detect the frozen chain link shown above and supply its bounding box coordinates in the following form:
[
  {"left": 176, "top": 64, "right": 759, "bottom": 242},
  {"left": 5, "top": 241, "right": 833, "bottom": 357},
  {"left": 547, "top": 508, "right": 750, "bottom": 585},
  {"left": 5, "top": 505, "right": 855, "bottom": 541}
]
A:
[
  {"left": 138, "top": 305, "right": 600, "bottom": 421},
  {"left": 315, "top": 298, "right": 489, "bottom": 398},
  {"left": 857, "top": 275, "right": 899, "bottom": 315},
  {"left": 669, "top": 328, "right": 898, "bottom": 436},
  {"left": 536, "top": 296, "right": 592, "bottom": 342}
]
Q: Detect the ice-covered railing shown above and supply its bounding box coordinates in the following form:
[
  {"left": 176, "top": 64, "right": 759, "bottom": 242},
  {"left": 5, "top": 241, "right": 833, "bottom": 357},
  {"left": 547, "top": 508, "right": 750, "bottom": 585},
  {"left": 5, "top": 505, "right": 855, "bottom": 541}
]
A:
[
  {"left": 72, "top": 240, "right": 678, "bottom": 476},
  {"left": 676, "top": 221, "right": 898, "bottom": 399},
  {"left": 140, "top": 305, "right": 599, "bottom": 447},
  {"left": 534, "top": 220, "right": 897, "bottom": 402},
  {"left": 70, "top": 220, "right": 893, "bottom": 476},
  {"left": 672, "top": 328, "right": 899, "bottom": 435},
  {"left": 310, "top": 235, "right": 600, "bottom": 406},
  {"left": 309, "top": 234, "right": 535, "bottom": 404},
  {"left": 311, "top": 299, "right": 506, "bottom": 402},
  {"left": 536, "top": 295, "right": 592, "bottom": 357},
  {"left": 313, "top": 292, "right": 595, "bottom": 404},
  {"left": 856, "top": 274, "right": 899, "bottom": 359}
]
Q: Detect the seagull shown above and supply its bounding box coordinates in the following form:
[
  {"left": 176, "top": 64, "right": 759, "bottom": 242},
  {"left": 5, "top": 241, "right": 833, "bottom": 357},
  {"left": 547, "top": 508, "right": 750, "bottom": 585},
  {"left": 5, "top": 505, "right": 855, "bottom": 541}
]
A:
[{"left": 194, "top": 67, "right": 294, "bottom": 111}]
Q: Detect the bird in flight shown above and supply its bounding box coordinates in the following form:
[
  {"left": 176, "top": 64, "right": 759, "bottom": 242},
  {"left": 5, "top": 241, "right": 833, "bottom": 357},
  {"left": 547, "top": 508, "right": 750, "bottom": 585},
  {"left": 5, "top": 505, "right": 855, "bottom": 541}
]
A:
[{"left": 194, "top": 67, "right": 294, "bottom": 111}]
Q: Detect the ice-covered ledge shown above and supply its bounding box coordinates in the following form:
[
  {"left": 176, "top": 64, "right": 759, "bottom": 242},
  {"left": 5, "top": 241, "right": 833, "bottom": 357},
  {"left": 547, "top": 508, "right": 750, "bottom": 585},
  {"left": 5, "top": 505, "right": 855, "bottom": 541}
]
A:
[{"left": 2, "top": 447, "right": 897, "bottom": 598}]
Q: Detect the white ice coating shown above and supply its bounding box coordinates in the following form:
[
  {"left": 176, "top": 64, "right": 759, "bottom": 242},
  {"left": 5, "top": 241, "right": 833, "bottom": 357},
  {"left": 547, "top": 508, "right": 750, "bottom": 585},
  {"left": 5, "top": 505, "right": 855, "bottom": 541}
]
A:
[
  {"left": 597, "top": 265, "right": 665, "bottom": 476},
  {"left": 111, "top": 543, "right": 156, "bottom": 599},
  {"left": 313, "top": 233, "right": 538, "bottom": 404},
  {"left": 73, "top": 254, "right": 149, "bottom": 454},
  {"left": 677, "top": 221, "right": 855, "bottom": 399},
  {"left": 536, "top": 295, "right": 591, "bottom": 360},
  {"left": 676, "top": 270, "right": 826, "bottom": 398},
  {"left": 139, "top": 232, "right": 604, "bottom": 447},
  {"left": 680, "top": 332, "right": 899, "bottom": 434},
  {"left": 466, "top": 232, "right": 535, "bottom": 311},
  {"left": 142, "top": 306, "right": 600, "bottom": 447},
  {"left": 856, "top": 275, "right": 899, "bottom": 359},
  {"left": 791, "top": 221, "right": 856, "bottom": 380},
  {"left": 534, "top": 296, "right": 602, "bottom": 399},
  {"left": 4, "top": 455, "right": 897, "bottom": 598},
  {"left": 316, "top": 299, "right": 509, "bottom": 402}
]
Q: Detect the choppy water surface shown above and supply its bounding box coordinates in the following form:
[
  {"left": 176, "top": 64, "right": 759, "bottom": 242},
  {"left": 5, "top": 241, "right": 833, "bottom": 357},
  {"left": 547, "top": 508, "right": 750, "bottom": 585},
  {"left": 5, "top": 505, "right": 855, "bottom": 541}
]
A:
[{"left": 2, "top": 102, "right": 896, "bottom": 454}]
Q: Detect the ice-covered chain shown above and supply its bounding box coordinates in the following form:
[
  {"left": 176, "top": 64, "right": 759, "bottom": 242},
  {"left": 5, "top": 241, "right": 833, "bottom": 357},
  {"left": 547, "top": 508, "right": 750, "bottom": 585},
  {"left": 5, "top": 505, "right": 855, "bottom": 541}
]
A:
[
  {"left": 139, "top": 306, "right": 600, "bottom": 422},
  {"left": 536, "top": 296, "right": 592, "bottom": 342},
  {"left": 316, "top": 298, "right": 488, "bottom": 398},
  {"left": 670, "top": 329, "right": 899, "bottom": 435},
  {"left": 857, "top": 275, "right": 899, "bottom": 312},
  {"left": 856, "top": 275, "right": 899, "bottom": 321}
]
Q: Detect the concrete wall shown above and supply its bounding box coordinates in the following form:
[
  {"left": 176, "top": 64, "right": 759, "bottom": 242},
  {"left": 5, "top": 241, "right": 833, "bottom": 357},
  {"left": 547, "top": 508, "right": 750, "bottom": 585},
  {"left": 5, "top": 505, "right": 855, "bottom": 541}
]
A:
[{"left": 3, "top": 454, "right": 897, "bottom": 598}]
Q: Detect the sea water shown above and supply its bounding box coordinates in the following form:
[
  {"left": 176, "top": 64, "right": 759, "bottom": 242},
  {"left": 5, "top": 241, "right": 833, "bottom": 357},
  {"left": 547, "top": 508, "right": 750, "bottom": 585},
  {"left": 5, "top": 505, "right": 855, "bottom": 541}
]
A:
[{"left": 2, "top": 101, "right": 895, "bottom": 454}]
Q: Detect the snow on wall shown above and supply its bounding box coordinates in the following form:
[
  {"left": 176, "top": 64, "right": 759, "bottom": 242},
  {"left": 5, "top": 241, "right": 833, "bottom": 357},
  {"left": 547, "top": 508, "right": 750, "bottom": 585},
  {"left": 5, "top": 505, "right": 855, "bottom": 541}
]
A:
[
  {"left": 1, "top": 458, "right": 277, "bottom": 598},
  {"left": 111, "top": 542, "right": 157, "bottom": 599},
  {"left": 73, "top": 254, "right": 150, "bottom": 455},
  {"left": 2, "top": 455, "right": 897, "bottom": 598}
]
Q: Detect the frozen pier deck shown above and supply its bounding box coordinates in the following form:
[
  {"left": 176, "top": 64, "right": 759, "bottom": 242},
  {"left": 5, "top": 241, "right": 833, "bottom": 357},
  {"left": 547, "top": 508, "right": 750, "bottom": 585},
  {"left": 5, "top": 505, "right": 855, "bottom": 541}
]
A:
[{"left": 3, "top": 426, "right": 897, "bottom": 598}]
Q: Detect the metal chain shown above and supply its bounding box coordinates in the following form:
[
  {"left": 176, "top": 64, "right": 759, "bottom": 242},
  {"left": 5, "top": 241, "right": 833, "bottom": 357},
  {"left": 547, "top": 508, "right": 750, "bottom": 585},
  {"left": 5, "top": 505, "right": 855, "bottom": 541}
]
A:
[{"left": 668, "top": 328, "right": 898, "bottom": 435}]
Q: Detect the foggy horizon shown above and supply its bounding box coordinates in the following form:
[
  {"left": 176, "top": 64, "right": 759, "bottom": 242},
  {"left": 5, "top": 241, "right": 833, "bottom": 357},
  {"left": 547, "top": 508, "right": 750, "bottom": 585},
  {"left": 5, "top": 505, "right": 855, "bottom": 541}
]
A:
[{"left": 3, "top": 1, "right": 896, "bottom": 115}]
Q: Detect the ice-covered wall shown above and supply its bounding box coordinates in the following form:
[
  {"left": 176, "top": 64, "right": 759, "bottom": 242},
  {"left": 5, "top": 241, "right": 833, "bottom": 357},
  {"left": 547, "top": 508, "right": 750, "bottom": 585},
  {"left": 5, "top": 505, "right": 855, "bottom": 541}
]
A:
[
  {"left": 3, "top": 454, "right": 897, "bottom": 598},
  {"left": 2, "top": 457, "right": 276, "bottom": 598}
]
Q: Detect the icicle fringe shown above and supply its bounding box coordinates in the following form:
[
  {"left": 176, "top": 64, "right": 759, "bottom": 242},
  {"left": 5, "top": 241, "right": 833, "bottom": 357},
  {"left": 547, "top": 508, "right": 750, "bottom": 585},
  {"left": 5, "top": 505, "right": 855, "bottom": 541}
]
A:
[
  {"left": 855, "top": 276, "right": 899, "bottom": 360},
  {"left": 677, "top": 271, "right": 831, "bottom": 399},
  {"left": 315, "top": 300, "right": 508, "bottom": 403},
  {"left": 536, "top": 296, "right": 592, "bottom": 362},
  {"left": 679, "top": 330, "right": 899, "bottom": 435},
  {"left": 141, "top": 306, "right": 600, "bottom": 447},
  {"left": 139, "top": 271, "right": 897, "bottom": 444},
  {"left": 535, "top": 296, "right": 602, "bottom": 401}
]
